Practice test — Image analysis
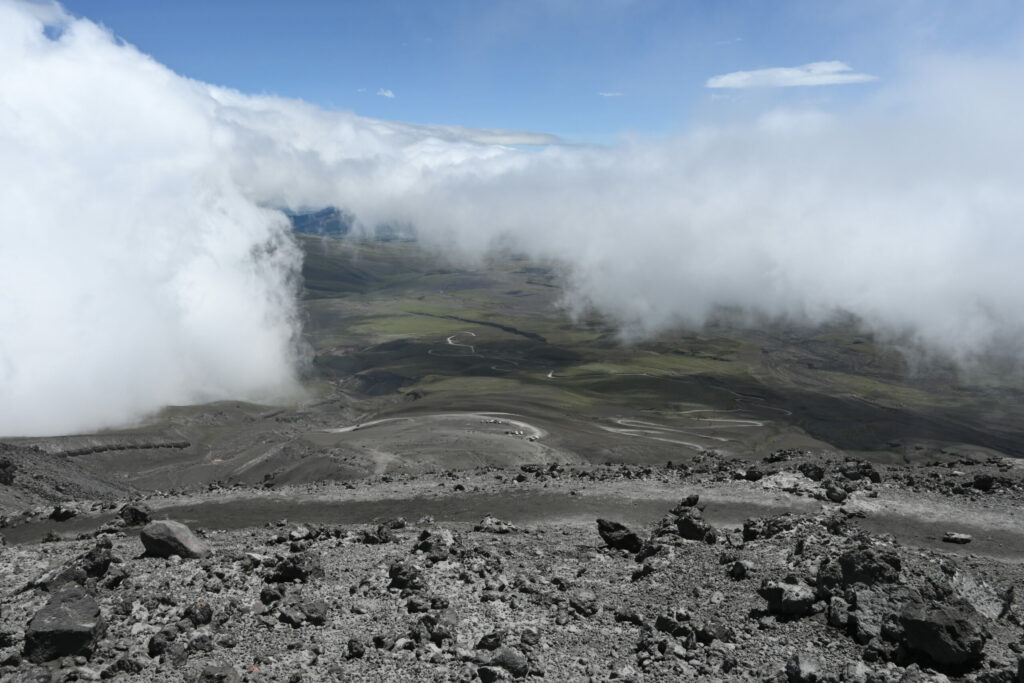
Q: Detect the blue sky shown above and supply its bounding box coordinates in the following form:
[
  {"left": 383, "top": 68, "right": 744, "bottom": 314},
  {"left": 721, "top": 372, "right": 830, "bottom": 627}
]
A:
[{"left": 53, "top": 0, "right": 1024, "bottom": 142}]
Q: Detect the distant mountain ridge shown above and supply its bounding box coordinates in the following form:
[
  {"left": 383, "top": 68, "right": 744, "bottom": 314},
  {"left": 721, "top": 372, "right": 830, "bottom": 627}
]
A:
[
  {"left": 285, "top": 207, "right": 353, "bottom": 236},
  {"left": 285, "top": 207, "right": 415, "bottom": 242}
]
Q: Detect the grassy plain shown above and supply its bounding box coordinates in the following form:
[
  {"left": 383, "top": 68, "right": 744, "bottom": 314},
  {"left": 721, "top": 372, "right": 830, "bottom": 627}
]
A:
[{"left": 297, "top": 234, "right": 1024, "bottom": 461}]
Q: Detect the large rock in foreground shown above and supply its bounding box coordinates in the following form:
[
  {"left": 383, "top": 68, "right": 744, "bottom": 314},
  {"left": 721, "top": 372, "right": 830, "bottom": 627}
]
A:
[
  {"left": 899, "top": 599, "right": 988, "bottom": 668},
  {"left": 24, "top": 586, "right": 106, "bottom": 663},
  {"left": 140, "top": 520, "right": 212, "bottom": 559}
]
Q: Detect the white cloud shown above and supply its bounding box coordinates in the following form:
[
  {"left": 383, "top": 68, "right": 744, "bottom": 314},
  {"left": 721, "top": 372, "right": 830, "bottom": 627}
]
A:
[
  {"left": 707, "top": 61, "right": 877, "bottom": 88},
  {"left": 3, "top": 2, "right": 1024, "bottom": 436},
  {"left": 376, "top": 88, "right": 395, "bottom": 98},
  {"left": 0, "top": 3, "right": 306, "bottom": 436},
  {"left": 598, "top": 91, "right": 623, "bottom": 97}
]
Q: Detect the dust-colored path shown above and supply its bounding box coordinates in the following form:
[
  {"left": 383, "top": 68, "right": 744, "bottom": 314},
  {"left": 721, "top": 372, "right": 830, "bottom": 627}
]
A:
[
  {"left": 322, "top": 412, "right": 547, "bottom": 440},
  {"left": 8, "top": 473, "right": 1024, "bottom": 562}
]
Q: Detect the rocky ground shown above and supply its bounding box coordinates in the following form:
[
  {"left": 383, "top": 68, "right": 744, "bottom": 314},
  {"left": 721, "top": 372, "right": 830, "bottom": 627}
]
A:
[{"left": 2, "top": 448, "right": 1024, "bottom": 682}]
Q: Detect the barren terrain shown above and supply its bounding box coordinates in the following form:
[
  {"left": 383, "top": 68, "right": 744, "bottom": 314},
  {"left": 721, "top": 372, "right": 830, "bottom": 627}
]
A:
[{"left": 2, "top": 234, "right": 1024, "bottom": 682}]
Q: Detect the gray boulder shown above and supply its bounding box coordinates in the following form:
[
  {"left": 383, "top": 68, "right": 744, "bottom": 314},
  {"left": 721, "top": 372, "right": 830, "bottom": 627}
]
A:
[
  {"left": 847, "top": 589, "right": 887, "bottom": 645},
  {"left": 489, "top": 646, "right": 529, "bottom": 677},
  {"left": 837, "top": 547, "right": 901, "bottom": 586},
  {"left": 140, "top": 520, "right": 212, "bottom": 559},
  {"left": 758, "top": 580, "right": 816, "bottom": 617},
  {"left": 24, "top": 586, "right": 106, "bottom": 662},
  {"left": 118, "top": 503, "right": 152, "bottom": 526},
  {"left": 899, "top": 599, "right": 987, "bottom": 668},
  {"left": 825, "top": 482, "right": 848, "bottom": 503},
  {"left": 827, "top": 596, "right": 850, "bottom": 628}
]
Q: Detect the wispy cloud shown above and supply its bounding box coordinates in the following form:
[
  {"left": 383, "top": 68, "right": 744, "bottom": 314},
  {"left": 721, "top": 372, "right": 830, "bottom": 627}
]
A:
[
  {"left": 412, "top": 124, "right": 560, "bottom": 146},
  {"left": 376, "top": 88, "right": 395, "bottom": 99},
  {"left": 598, "top": 91, "right": 623, "bottom": 98},
  {"left": 707, "top": 61, "right": 877, "bottom": 88}
]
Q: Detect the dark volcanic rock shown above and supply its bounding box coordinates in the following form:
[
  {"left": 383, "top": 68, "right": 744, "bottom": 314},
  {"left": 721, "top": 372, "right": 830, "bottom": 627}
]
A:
[
  {"left": 300, "top": 600, "right": 328, "bottom": 625},
  {"left": 23, "top": 586, "right": 106, "bottom": 663},
  {"left": 477, "top": 632, "right": 504, "bottom": 650},
  {"left": 797, "top": 462, "right": 825, "bottom": 482},
  {"left": 489, "top": 646, "right": 529, "bottom": 677},
  {"left": 475, "top": 516, "right": 518, "bottom": 534},
  {"left": 140, "top": 520, "right": 212, "bottom": 559},
  {"left": 406, "top": 595, "right": 431, "bottom": 613},
  {"left": 277, "top": 604, "right": 307, "bottom": 628},
  {"left": 477, "top": 666, "right": 505, "bottom": 682},
  {"left": 744, "top": 468, "right": 765, "bottom": 482},
  {"left": 655, "top": 613, "right": 685, "bottom": 636},
  {"left": 165, "top": 641, "right": 189, "bottom": 666},
  {"left": 675, "top": 508, "right": 717, "bottom": 544},
  {"left": 373, "top": 633, "right": 397, "bottom": 650},
  {"left": 669, "top": 494, "right": 701, "bottom": 516},
  {"left": 80, "top": 543, "right": 114, "bottom": 578},
  {"left": 347, "top": 638, "right": 365, "bottom": 659},
  {"left": 148, "top": 626, "right": 178, "bottom": 657},
  {"left": 972, "top": 473, "right": 994, "bottom": 491},
  {"left": 825, "top": 482, "right": 848, "bottom": 503},
  {"left": 387, "top": 560, "right": 423, "bottom": 592},
  {"left": 260, "top": 586, "right": 284, "bottom": 604},
  {"left": 827, "top": 596, "right": 850, "bottom": 628},
  {"left": 697, "top": 620, "right": 736, "bottom": 644},
  {"left": 837, "top": 547, "right": 901, "bottom": 587},
  {"left": 614, "top": 607, "right": 645, "bottom": 625},
  {"left": 758, "top": 580, "right": 816, "bottom": 617},
  {"left": 596, "top": 518, "right": 644, "bottom": 553},
  {"left": 35, "top": 542, "right": 115, "bottom": 592},
  {"left": 743, "top": 514, "right": 797, "bottom": 541},
  {"left": 569, "top": 589, "right": 600, "bottom": 617},
  {"left": 267, "top": 552, "right": 323, "bottom": 583},
  {"left": 358, "top": 524, "right": 394, "bottom": 544},
  {"left": 847, "top": 589, "right": 887, "bottom": 645},
  {"left": 786, "top": 652, "right": 821, "bottom": 682},
  {"left": 0, "top": 457, "right": 15, "bottom": 485},
  {"left": 899, "top": 599, "right": 988, "bottom": 668},
  {"left": 49, "top": 505, "right": 76, "bottom": 522},
  {"left": 840, "top": 461, "right": 882, "bottom": 483},
  {"left": 103, "top": 654, "right": 147, "bottom": 677},
  {"left": 730, "top": 560, "right": 753, "bottom": 580},
  {"left": 118, "top": 502, "right": 152, "bottom": 526},
  {"left": 185, "top": 600, "right": 214, "bottom": 626},
  {"left": 414, "top": 528, "right": 459, "bottom": 563}
]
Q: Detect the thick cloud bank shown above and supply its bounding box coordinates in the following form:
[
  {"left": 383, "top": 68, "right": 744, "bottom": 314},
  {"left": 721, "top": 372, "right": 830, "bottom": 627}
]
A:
[
  {"left": 0, "top": 3, "right": 307, "bottom": 436},
  {"left": 2, "top": 2, "right": 1024, "bottom": 435}
]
